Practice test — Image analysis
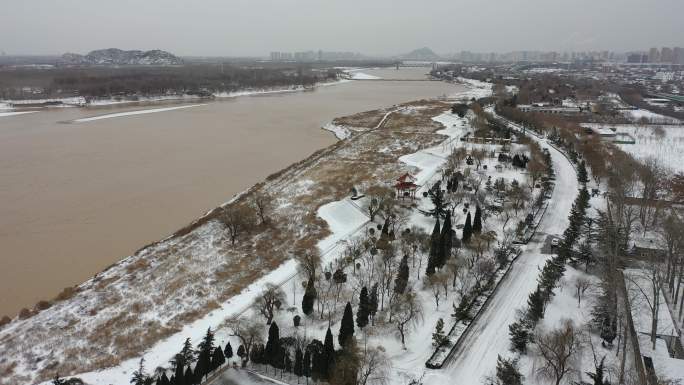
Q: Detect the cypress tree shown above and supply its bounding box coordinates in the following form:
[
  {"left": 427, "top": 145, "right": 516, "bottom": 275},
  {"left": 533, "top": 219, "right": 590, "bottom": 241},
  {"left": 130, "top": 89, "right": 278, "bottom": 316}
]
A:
[
  {"left": 356, "top": 286, "right": 370, "bottom": 328},
  {"left": 303, "top": 350, "right": 312, "bottom": 380},
  {"left": 322, "top": 327, "right": 335, "bottom": 380},
  {"left": 526, "top": 287, "right": 545, "bottom": 323},
  {"left": 440, "top": 212, "right": 453, "bottom": 267},
  {"left": 196, "top": 328, "right": 215, "bottom": 379},
  {"left": 265, "top": 322, "right": 281, "bottom": 368},
  {"left": 211, "top": 346, "right": 225, "bottom": 371},
  {"left": 369, "top": 284, "right": 379, "bottom": 325},
  {"left": 159, "top": 373, "right": 170, "bottom": 385},
  {"left": 427, "top": 218, "right": 441, "bottom": 275},
  {"left": 302, "top": 277, "right": 316, "bottom": 316},
  {"left": 394, "top": 255, "right": 409, "bottom": 294},
  {"left": 462, "top": 212, "right": 473, "bottom": 243},
  {"left": 473, "top": 206, "right": 482, "bottom": 234},
  {"left": 223, "top": 342, "right": 233, "bottom": 360},
  {"left": 195, "top": 349, "right": 210, "bottom": 381},
  {"left": 338, "top": 302, "right": 355, "bottom": 347},
  {"left": 508, "top": 321, "right": 530, "bottom": 353},
  {"left": 180, "top": 338, "right": 196, "bottom": 366},
  {"left": 294, "top": 347, "right": 303, "bottom": 378},
  {"left": 578, "top": 160, "right": 589, "bottom": 185},
  {"left": 495, "top": 355, "right": 523, "bottom": 385},
  {"left": 183, "top": 367, "right": 194, "bottom": 385},
  {"left": 381, "top": 217, "right": 390, "bottom": 236}
]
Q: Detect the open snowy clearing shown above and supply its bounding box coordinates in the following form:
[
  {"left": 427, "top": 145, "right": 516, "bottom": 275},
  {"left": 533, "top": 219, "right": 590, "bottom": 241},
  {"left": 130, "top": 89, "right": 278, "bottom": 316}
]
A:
[
  {"left": 613, "top": 125, "right": 684, "bottom": 173},
  {"left": 72, "top": 104, "right": 207, "bottom": 122}
]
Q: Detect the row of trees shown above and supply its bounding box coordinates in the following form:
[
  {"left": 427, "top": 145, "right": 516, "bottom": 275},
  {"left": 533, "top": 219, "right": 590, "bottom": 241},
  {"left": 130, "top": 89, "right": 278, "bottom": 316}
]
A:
[{"left": 508, "top": 187, "right": 591, "bottom": 354}]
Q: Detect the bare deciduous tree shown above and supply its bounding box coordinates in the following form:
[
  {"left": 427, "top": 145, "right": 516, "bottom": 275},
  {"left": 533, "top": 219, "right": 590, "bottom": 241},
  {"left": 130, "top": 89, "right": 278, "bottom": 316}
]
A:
[
  {"left": 391, "top": 290, "right": 424, "bottom": 349},
  {"left": 574, "top": 277, "right": 592, "bottom": 307},
  {"left": 535, "top": 320, "right": 582, "bottom": 385},
  {"left": 626, "top": 266, "right": 665, "bottom": 350},
  {"left": 256, "top": 284, "right": 286, "bottom": 324},
  {"left": 220, "top": 203, "right": 255, "bottom": 244},
  {"left": 251, "top": 192, "right": 274, "bottom": 226},
  {"left": 228, "top": 317, "right": 263, "bottom": 367}
]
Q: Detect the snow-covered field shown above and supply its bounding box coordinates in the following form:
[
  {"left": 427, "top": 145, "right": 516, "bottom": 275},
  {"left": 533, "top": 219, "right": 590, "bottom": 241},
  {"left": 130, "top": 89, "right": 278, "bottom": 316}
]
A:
[
  {"left": 621, "top": 108, "right": 681, "bottom": 124},
  {"left": 612, "top": 124, "right": 684, "bottom": 172},
  {"left": 72, "top": 104, "right": 207, "bottom": 122}
]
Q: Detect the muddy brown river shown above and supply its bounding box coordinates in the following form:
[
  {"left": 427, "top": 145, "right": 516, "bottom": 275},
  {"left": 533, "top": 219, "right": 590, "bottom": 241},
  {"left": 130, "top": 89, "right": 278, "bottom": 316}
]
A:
[{"left": 0, "top": 68, "right": 465, "bottom": 317}]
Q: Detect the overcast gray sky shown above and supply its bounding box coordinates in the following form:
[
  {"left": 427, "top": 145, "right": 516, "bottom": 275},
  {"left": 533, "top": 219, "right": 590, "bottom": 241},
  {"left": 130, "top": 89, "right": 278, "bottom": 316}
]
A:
[{"left": 1, "top": 0, "right": 683, "bottom": 56}]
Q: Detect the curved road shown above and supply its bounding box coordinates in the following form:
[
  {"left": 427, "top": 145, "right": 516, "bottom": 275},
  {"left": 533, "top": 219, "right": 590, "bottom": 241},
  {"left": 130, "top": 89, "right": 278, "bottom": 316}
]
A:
[{"left": 424, "top": 129, "right": 579, "bottom": 385}]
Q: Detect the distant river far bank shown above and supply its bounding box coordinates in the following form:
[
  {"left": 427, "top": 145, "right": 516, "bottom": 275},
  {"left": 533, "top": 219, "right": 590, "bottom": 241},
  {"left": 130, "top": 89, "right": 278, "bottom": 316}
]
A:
[{"left": 0, "top": 67, "right": 466, "bottom": 317}]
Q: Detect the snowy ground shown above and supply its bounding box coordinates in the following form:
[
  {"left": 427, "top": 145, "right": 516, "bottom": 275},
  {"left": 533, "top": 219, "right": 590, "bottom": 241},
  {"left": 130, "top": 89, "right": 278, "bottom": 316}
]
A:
[
  {"left": 72, "top": 104, "right": 207, "bottom": 122},
  {"left": 612, "top": 124, "right": 684, "bottom": 173},
  {"left": 621, "top": 108, "right": 681, "bottom": 125},
  {"left": 624, "top": 269, "right": 684, "bottom": 383},
  {"left": 423, "top": 115, "right": 580, "bottom": 385}
]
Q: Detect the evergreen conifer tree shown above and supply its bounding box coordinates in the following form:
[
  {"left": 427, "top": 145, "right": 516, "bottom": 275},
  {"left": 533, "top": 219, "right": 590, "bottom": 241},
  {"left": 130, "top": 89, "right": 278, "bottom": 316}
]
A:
[
  {"left": 432, "top": 318, "right": 447, "bottom": 347},
  {"left": 439, "top": 213, "right": 453, "bottom": 267},
  {"left": 158, "top": 373, "right": 170, "bottom": 385},
  {"left": 131, "top": 358, "right": 148, "bottom": 385},
  {"left": 265, "top": 322, "right": 281, "bottom": 368},
  {"left": 526, "top": 287, "right": 545, "bottom": 323},
  {"left": 495, "top": 355, "right": 523, "bottom": 385},
  {"left": 356, "top": 286, "right": 370, "bottom": 328},
  {"left": 338, "top": 302, "right": 355, "bottom": 347},
  {"left": 369, "top": 284, "right": 379, "bottom": 325},
  {"left": 211, "top": 346, "right": 225, "bottom": 371},
  {"left": 196, "top": 328, "right": 215, "bottom": 379},
  {"left": 302, "top": 277, "right": 316, "bottom": 316},
  {"left": 236, "top": 345, "right": 246, "bottom": 360},
  {"left": 578, "top": 160, "right": 589, "bottom": 185},
  {"left": 426, "top": 218, "right": 441, "bottom": 275},
  {"left": 294, "top": 347, "right": 303, "bottom": 378},
  {"left": 223, "top": 342, "right": 233, "bottom": 360},
  {"left": 302, "top": 350, "right": 312, "bottom": 380},
  {"left": 462, "top": 212, "right": 473, "bottom": 243},
  {"left": 394, "top": 255, "right": 410, "bottom": 294},
  {"left": 473, "top": 206, "right": 482, "bottom": 234},
  {"left": 322, "top": 328, "right": 335, "bottom": 380},
  {"left": 183, "top": 367, "right": 194, "bottom": 385},
  {"left": 508, "top": 321, "right": 530, "bottom": 353}
]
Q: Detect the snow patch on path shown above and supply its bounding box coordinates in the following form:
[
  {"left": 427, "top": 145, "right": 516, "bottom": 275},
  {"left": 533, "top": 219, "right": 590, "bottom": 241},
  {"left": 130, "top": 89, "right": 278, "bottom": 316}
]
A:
[{"left": 72, "top": 104, "right": 206, "bottom": 122}]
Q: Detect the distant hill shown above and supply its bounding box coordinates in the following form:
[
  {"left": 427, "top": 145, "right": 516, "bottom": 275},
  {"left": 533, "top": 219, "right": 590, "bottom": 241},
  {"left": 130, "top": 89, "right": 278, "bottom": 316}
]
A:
[
  {"left": 60, "top": 48, "right": 183, "bottom": 66},
  {"left": 400, "top": 47, "right": 441, "bottom": 61}
]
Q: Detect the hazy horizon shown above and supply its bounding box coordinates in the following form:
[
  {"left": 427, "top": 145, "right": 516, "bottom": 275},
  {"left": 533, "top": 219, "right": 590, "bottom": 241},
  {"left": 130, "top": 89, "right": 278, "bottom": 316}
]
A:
[{"left": 1, "top": 0, "right": 683, "bottom": 57}]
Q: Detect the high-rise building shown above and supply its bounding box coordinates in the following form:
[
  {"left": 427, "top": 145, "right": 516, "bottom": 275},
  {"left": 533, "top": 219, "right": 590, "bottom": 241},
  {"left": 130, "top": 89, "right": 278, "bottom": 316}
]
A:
[
  {"left": 661, "top": 47, "right": 674, "bottom": 63},
  {"left": 674, "top": 47, "right": 684, "bottom": 64},
  {"left": 648, "top": 47, "right": 660, "bottom": 63}
]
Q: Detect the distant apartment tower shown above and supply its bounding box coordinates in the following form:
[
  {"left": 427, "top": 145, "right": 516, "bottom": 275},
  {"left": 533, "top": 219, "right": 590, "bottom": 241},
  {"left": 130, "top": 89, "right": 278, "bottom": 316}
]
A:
[
  {"left": 675, "top": 47, "right": 684, "bottom": 64},
  {"left": 270, "top": 52, "right": 281, "bottom": 61},
  {"left": 660, "top": 47, "right": 674, "bottom": 63},
  {"left": 648, "top": 47, "right": 660, "bottom": 63}
]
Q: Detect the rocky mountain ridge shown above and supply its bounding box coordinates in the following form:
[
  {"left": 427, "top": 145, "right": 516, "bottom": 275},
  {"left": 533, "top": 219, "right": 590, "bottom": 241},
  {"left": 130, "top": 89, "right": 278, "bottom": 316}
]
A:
[{"left": 61, "top": 48, "right": 183, "bottom": 66}]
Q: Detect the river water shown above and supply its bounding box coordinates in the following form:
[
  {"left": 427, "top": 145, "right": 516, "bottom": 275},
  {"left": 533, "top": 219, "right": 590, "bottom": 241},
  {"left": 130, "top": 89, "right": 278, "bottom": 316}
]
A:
[{"left": 0, "top": 68, "right": 464, "bottom": 316}]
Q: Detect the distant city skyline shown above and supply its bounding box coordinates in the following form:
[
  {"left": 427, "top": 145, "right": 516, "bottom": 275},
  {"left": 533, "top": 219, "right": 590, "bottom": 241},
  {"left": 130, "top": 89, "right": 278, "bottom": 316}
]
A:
[{"left": 1, "top": 0, "right": 683, "bottom": 57}]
